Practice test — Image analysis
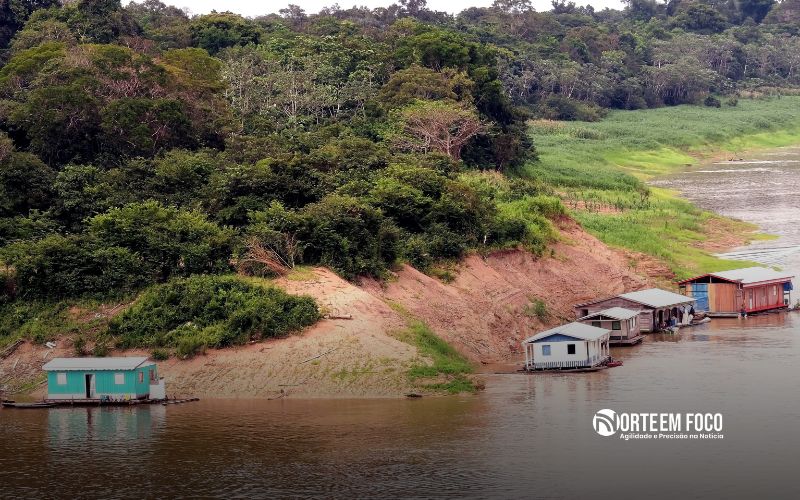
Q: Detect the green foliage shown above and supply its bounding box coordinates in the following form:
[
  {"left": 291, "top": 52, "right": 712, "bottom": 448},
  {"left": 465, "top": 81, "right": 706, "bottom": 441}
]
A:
[
  {"left": 523, "top": 298, "right": 549, "bottom": 320},
  {"left": 87, "top": 201, "right": 233, "bottom": 280},
  {"left": 189, "top": 12, "right": 262, "bottom": 55},
  {"left": 108, "top": 275, "right": 320, "bottom": 351},
  {"left": 100, "top": 98, "right": 193, "bottom": 157},
  {"left": 150, "top": 347, "right": 170, "bottom": 361},
  {"left": 0, "top": 151, "right": 54, "bottom": 216},
  {"left": 2, "top": 234, "right": 147, "bottom": 298},
  {"left": 394, "top": 317, "right": 476, "bottom": 393}
]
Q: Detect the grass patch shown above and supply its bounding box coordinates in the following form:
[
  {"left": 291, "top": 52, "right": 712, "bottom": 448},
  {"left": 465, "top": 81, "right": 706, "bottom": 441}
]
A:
[
  {"left": 524, "top": 97, "right": 800, "bottom": 277},
  {"left": 387, "top": 301, "right": 476, "bottom": 394},
  {"left": 0, "top": 299, "right": 112, "bottom": 348}
]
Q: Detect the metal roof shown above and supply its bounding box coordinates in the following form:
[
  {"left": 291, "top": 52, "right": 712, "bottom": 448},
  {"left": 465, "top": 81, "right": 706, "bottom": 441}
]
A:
[
  {"left": 42, "top": 357, "right": 151, "bottom": 372},
  {"left": 579, "top": 307, "right": 640, "bottom": 321},
  {"left": 523, "top": 322, "right": 610, "bottom": 344},
  {"left": 680, "top": 266, "right": 793, "bottom": 285},
  {"left": 618, "top": 288, "right": 695, "bottom": 308}
]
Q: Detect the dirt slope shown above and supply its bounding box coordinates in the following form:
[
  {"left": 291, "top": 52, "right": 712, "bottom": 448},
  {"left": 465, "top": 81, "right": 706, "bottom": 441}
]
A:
[{"left": 363, "top": 219, "right": 651, "bottom": 362}]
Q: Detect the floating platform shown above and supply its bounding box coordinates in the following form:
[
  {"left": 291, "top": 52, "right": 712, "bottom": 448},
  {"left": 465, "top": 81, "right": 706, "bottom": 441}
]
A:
[
  {"left": 2, "top": 397, "right": 199, "bottom": 409},
  {"left": 610, "top": 335, "right": 643, "bottom": 346}
]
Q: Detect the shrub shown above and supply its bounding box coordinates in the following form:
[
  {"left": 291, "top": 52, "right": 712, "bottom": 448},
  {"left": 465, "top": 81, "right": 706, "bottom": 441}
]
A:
[
  {"left": 2, "top": 235, "right": 148, "bottom": 299},
  {"left": 88, "top": 201, "right": 234, "bottom": 281},
  {"left": 73, "top": 335, "right": 87, "bottom": 356},
  {"left": 704, "top": 95, "right": 722, "bottom": 108},
  {"left": 109, "top": 275, "right": 320, "bottom": 349},
  {"left": 151, "top": 348, "right": 170, "bottom": 361},
  {"left": 540, "top": 96, "right": 606, "bottom": 122}
]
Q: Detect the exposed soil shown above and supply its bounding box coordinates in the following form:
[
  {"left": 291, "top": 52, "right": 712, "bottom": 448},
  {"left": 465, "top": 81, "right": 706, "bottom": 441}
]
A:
[{"left": 362, "top": 219, "right": 650, "bottom": 363}]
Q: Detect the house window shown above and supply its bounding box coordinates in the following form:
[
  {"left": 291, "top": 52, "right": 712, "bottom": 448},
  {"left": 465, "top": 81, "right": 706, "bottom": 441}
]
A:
[
  {"left": 56, "top": 372, "right": 67, "bottom": 385},
  {"left": 591, "top": 321, "right": 601, "bottom": 328},
  {"left": 114, "top": 373, "right": 125, "bottom": 385},
  {"left": 612, "top": 321, "right": 621, "bottom": 330},
  {"left": 149, "top": 369, "right": 156, "bottom": 382},
  {"left": 138, "top": 371, "right": 144, "bottom": 383},
  {"left": 542, "top": 345, "right": 551, "bottom": 356},
  {"left": 567, "top": 344, "right": 576, "bottom": 355},
  {"left": 773, "top": 286, "right": 778, "bottom": 296},
  {"left": 581, "top": 309, "right": 589, "bottom": 317}
]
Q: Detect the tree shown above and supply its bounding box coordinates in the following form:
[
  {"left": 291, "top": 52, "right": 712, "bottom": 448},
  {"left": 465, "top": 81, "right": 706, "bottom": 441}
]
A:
[
  {"left": 380, "top": 65, "right": 473, "bottom": 109},
  {"left": 88, "top": 201, "right": 233, "bottom": 280},
  {"left": 393, "top": 100, "right": 487, "bottom": 160},
  {"left": 738, "top": 0, "right": 776, "bottom": 22},
  {"left": 493, "top": 0, "right": 533, "bottom": 13},
  {"left": 0, "top": 0, "right": 60, "bottom": 50},
  {"left": 189, "top": 12, "right": 261, "bottom": 55},
  {"left": 100, "top": 98, "right": 193, "bottom": 157},
  {"left": 0, "top": 151, "right": 55, "bottom": 216},
  {"left": 672, "top": 4, "right": 729, "bottom": 34}
]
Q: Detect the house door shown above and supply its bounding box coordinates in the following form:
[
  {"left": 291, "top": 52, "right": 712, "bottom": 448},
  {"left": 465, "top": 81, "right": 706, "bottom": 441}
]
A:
[
  {"left": 85, "top": 374, "right": 94, "bottom": 399},
  {"left": 748, "top": 290, "right": 754, "bottom": 310}
]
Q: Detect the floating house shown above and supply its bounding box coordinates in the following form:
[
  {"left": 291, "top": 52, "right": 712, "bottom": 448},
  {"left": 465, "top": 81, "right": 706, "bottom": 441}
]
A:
[
  {"left": 575, "top": 288, "right": 696, "bottom": 332},
  {"left": 42, "top": 357, "right": 166, "bottom": 402},
  {"left": 578, "top": 307, "right": 643, "bottom": 345},
  {"left": 678, "top": 267, "right": 793, "bottom": 316},
  {"left": 522, "top": 322, "right": 611, "bottom": 371}
]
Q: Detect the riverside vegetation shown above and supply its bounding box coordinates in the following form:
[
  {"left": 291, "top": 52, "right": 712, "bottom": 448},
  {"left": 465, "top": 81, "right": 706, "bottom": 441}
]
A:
[{"left": 2, "top": 1, "right": 800, "bottom": 390}]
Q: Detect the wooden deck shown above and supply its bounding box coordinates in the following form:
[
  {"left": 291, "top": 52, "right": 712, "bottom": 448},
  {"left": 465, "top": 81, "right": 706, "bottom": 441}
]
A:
[{"left": 610, "top": 335, "right": 643, "bottom": 346}]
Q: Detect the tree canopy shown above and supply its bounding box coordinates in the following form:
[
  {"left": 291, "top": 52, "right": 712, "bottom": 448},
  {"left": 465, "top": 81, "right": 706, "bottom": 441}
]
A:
[{"left": 0, "top": 0, "right": 798, "bottom": 303}]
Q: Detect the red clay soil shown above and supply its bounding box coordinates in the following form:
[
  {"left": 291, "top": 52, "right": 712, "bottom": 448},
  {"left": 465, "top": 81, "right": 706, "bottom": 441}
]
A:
[{"left": 362, "top": 219, "right": 652, "bottom": 363}]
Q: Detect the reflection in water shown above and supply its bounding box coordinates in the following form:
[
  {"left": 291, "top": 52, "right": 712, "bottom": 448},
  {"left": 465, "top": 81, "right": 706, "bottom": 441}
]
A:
[{"left": 4, "top": 150, "right": 800, "bottom": 497}]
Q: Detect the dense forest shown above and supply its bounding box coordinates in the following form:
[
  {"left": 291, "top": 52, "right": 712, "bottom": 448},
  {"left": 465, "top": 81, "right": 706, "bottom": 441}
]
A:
[{"left": 1, "top": 0, "right": 799, "bottom": 350}]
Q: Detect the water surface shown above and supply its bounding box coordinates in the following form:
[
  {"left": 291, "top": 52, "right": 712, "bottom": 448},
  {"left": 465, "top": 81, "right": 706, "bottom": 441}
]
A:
[{"left": 4, "top": 149, "right": 800, "bottom": 499}]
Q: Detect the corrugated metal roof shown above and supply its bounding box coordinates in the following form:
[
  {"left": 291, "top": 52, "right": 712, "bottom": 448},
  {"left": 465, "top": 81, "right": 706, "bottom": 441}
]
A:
[
  {"left": 524, "top": 322, "right": 610, "bottom": 343},
  {"left": 618, "top": 288, "right": 695, "bottom": 308},
  {"left": 579, "top": 307, "right": 640, "bottom": 321},
  {"left": 42, "top": 357, "right": 151, "bottom": 372},
  {"left": 709, "top": 267, "right": 793, "bottom": 285}
]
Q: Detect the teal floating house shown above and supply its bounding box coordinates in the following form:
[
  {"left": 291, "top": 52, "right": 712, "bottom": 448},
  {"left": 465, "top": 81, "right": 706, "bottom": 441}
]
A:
[{"left": 42, "top": 357, "right": 165, "bottom": 402}]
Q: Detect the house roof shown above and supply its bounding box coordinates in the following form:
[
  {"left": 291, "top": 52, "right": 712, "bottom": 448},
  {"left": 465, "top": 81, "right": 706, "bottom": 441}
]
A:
[
  {"left": 579, "top": 307, "right": 640, "bottom": 321},
  {"left": 618, "top": 288, "right": 695, "bottom": 308},
  {"left": 679, "top": 266, "right": 793, "bottom": 285},
  {"left": 43, "top": 357, "right": 151, "bottom": 372},
  {"left": 523, "top": 322, "right": 610, "bottom": 344}
]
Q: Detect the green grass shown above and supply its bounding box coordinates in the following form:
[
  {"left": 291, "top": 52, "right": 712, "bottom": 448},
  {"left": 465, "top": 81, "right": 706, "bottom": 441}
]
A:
[
  {"left": 524, "top": 97, "right": 800, "bottom": 278},
  {"left": 387, "top": 300, "right": 476, "bottom": 394}
]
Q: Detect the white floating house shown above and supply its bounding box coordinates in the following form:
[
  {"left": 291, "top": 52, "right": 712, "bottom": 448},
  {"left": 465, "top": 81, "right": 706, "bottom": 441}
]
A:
[
  {"left": 522, "top": 322, "right": 611, "bottom": 371},
  {"left": 578, "top": 307, "right": 643, "bottom": 345}
]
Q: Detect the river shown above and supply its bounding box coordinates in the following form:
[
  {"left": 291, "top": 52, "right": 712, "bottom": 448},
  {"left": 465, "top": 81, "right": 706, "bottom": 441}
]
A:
[{"left": 3, "top": 148, "right": 800, "bottom": 499}]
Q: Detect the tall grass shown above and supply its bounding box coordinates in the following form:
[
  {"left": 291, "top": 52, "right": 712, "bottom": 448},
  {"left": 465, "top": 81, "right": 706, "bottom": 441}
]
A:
[{"left": 524, "top": 97, "right": 800, "bottom": 278}]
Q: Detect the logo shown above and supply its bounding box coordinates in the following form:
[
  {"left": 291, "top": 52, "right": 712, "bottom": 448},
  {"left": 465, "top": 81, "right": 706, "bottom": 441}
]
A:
[
  {"left": 592, "top": 409, "right": 724, "bottom": 440},
  {"left": 593, "top": 409, "right": 618, "bottom": 436}
]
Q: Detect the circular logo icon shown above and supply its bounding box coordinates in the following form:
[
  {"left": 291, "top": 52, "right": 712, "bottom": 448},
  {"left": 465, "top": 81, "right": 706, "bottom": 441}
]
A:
[{"left": 593, "top": 409, "right": 618, "bottom": 437}]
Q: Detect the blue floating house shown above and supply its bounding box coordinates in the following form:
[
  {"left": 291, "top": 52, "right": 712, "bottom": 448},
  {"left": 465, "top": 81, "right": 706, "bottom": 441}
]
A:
[
  {"left": 522, "top": 322, "right": 611, "bottom": 371},
  {"left": 42, "top": 357, "right": 165, "bottom": 402}
]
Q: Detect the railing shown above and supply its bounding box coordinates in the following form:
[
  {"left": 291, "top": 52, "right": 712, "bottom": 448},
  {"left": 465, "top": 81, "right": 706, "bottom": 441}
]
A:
[{"left": 528, "top": 355, "right": 609, "bottom": 370}]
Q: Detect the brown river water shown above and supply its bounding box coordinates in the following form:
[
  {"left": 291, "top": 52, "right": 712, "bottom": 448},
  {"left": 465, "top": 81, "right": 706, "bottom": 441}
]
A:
[{"left": 3, "top": 148, "right": 800, "bottom": 499}]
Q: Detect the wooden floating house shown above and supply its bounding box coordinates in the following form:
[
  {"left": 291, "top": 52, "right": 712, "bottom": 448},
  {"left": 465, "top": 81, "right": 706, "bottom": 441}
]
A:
[
  {"left": 578, "top": 307, "right": 643, "bottom": 345},
  {"left": 678, "top": 266, "right": 794, "bottom": 316},
  {"left": 42, "top": 357, "right": 166, "bottom": 403},
  {"left": 575, "top": 288, "right": 696, "bottom": 332},
  {"left": 522, "top": 322, "right": 611, "bottom": 371}
]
